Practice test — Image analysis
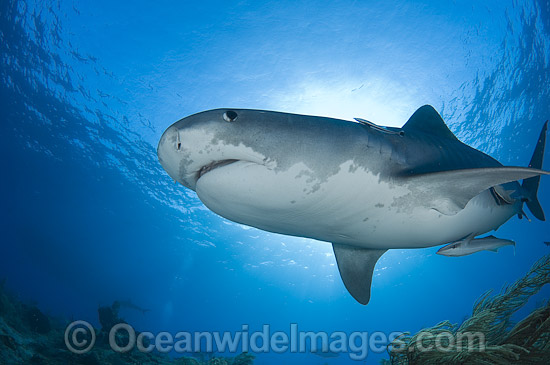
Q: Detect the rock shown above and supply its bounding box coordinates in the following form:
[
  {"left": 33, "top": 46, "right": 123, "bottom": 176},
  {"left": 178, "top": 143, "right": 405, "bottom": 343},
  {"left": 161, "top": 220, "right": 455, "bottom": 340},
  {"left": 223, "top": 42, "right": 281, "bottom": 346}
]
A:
[
  {"left": 0, "top": 334, "right": 17, "bottom": 350},
  {"left": 69, "top": 352, "right": 101, "bottom": 365},
  {"left": 26, "top": 306, "right": 51, "bottom": 334},
  {"left": 232, "top": 353, "right": 255, "bottom": 365}
]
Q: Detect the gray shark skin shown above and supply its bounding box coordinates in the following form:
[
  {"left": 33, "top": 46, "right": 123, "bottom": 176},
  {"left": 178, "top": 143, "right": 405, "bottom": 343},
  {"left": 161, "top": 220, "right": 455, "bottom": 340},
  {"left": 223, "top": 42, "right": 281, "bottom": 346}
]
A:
[{"left": 157, "top": 106, "right": 548, "bottom": 305}]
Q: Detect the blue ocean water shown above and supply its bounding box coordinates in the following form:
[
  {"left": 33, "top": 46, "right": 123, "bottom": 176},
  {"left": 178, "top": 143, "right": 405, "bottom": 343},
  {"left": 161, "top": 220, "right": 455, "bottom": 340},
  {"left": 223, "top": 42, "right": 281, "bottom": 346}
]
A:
[{"left": 1, "top": 0, "right": 549, "bottom": 363}]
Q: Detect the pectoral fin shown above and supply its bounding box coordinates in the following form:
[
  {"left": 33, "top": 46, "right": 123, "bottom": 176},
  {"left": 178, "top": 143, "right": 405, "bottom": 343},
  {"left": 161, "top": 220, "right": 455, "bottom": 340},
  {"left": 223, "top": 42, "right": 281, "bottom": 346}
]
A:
[
  {"left": 404, "top": 167, "right": 549, "bottom": 215},
  {"left": 332, "top": 244, "right": 386, "bottom": 305}
]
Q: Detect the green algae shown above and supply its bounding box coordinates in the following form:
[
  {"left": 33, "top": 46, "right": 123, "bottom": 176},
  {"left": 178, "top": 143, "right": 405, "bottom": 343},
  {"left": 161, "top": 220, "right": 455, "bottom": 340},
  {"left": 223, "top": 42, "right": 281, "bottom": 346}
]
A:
[{"left": 383, "top": 254, "right": 550, "bottom": 364}]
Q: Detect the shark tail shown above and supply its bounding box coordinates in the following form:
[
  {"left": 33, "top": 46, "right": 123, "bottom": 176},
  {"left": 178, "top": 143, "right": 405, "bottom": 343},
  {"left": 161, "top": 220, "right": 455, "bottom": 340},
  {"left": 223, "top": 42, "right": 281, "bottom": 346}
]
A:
[{"left": 522, "top": 121, "right": 548, "bottom": 221}]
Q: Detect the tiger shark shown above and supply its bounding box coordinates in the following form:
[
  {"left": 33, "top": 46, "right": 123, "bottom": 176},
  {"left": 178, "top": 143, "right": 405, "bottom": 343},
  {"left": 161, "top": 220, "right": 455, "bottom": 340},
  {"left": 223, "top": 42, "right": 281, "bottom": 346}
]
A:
[{"left": 157, "top": 106, "right": 548, "bottom": 304}]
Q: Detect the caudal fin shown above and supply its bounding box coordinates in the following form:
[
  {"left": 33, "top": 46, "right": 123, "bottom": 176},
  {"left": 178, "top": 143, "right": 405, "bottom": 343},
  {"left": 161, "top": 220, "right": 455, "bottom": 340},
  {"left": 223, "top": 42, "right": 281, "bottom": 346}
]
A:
[{"left": 522, "top": 121, "right": 548, "bottom": 221}]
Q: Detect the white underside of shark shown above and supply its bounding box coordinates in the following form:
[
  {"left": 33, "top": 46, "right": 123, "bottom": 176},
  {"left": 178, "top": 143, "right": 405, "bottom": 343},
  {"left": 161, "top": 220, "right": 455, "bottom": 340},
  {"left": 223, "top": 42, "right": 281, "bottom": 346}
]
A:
[{"left": 197, "top": 159, "right": 518, "bottom": 249}]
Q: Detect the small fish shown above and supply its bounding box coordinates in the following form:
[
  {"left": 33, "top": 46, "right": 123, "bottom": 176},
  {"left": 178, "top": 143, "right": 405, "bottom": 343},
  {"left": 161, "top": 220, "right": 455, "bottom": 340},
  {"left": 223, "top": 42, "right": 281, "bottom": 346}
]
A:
[
  {"left": 437, "top": 235, "right": 515, "bottom": 257},
  {"left": 544, "top": 241, "right": 550, "bottom": 247},
  {"left": 311, "top": 350, "right": 340, "bottom": 358},
  {"left": 113, "top": 300, "right": 150, "bottom": 315}
]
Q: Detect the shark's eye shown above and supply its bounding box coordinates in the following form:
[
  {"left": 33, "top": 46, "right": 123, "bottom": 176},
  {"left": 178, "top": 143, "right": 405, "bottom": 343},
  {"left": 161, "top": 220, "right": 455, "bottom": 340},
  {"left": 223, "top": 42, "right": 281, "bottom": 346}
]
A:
[{"left": 223, "top": 110, "right": 238, "bottom": 123}]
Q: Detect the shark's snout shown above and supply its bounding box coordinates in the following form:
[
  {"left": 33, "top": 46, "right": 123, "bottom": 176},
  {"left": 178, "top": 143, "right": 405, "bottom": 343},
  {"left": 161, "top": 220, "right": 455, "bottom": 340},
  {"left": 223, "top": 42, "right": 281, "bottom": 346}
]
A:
[
  {"left": 157, "top": 125, "right": 181, "bottom": 182},
  {"left": 157, "top": 113, "right": 250, "bottom": 190},
  {"left": 158, "top": 110, "right": 279, "bottom": 191}
]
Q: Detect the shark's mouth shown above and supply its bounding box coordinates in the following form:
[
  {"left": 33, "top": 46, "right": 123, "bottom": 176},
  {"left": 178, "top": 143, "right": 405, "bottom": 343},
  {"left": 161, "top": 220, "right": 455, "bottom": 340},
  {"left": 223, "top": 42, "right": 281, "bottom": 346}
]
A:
[{"left": 197, "top": 159, "right": 240, "bottom": 180}]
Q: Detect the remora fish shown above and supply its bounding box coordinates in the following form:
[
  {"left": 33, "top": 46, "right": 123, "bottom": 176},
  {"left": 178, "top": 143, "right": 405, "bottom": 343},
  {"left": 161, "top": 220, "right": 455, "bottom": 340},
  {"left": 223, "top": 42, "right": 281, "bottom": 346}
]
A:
[
  {"left": 436, "top": 234, "right": 515, "bottom": 256},
  {"left": 114, "top": 300, "right": 150, "bottom": 315},
  {"left": 157, "top": 106, "right": 548, "bottom": 304},
  {"left": 311, "top": 349, "right": 340, "bottom": 358}
]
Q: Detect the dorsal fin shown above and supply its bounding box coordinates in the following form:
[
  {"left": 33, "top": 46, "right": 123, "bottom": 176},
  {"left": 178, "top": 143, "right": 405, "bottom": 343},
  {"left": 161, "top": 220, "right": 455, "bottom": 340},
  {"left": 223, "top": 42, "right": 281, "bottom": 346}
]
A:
[{"left": 403, "top": 105, "right": 457, "bottom": 140}]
